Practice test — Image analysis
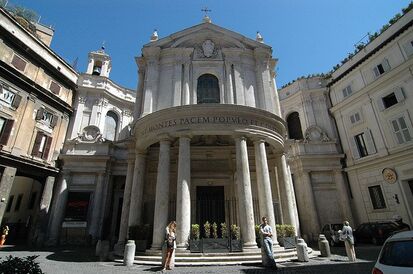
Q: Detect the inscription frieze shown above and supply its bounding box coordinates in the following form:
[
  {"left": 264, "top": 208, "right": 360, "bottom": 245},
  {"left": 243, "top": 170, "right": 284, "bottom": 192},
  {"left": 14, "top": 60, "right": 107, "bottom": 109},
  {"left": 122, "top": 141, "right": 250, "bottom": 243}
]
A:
[{"left": 141, "top": 115, "right": 279, "bottom": 135}]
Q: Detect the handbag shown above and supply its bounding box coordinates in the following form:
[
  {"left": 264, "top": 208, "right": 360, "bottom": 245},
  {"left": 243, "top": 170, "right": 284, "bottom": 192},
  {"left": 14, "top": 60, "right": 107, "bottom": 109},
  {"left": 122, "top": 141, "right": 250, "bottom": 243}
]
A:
[{"left": 166, "top": 235, "right": 175, "bottom": 248}]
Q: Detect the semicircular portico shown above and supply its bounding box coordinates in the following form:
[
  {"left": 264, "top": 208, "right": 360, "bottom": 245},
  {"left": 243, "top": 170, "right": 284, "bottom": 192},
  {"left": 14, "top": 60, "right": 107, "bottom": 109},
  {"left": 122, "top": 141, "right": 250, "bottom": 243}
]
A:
[{"left": 133, "top": 104, "right": 286, "bottom": 151}]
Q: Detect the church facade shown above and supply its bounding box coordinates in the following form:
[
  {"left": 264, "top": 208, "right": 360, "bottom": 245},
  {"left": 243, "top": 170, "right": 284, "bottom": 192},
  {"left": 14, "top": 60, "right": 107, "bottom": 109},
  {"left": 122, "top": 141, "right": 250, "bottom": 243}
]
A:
[{"left": 50, "top": 17, "right": 300, "bottom": 250}]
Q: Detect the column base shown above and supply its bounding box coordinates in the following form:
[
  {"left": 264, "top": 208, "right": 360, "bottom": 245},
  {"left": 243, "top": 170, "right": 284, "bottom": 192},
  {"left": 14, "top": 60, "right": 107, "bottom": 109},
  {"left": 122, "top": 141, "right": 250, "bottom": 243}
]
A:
[
  {"left": 242, "top": 241, "right": 259, "bottom": 252},
  {"left": 175, "top": 247, "right": 190, "bottom": 253}
]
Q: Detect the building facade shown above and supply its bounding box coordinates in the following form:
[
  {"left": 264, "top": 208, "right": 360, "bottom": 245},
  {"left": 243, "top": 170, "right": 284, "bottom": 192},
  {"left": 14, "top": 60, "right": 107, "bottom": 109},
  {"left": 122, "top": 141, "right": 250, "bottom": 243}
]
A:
[
  {"left": 46, "top": 18, "right": 301, "bottom": 251},
  {"left": 0, "top": 8, "right": 77, "bottom": 245},
  {"left": 329, "top": 9, "right": 413, "bottom": 227},
  {"left": 279, "top": 77, "right": 353, "bottom": 242}
]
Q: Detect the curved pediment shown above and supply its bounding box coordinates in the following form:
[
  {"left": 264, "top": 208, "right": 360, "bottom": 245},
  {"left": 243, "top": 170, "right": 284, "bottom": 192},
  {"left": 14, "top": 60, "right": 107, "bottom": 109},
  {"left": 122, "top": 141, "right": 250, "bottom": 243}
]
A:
[{"left": 144, "top": 22, "right": 271, "bottom": 52}]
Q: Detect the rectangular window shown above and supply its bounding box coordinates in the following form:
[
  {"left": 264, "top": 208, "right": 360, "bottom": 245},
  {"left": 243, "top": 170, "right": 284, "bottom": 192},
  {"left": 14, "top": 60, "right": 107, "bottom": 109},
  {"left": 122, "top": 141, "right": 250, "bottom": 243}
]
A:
[
  {"left": 11, "top": 54, "right": 27, "bottom": 72},
  {"left": 355, "top": 133, "right": 368, "bottom": 157},
  {"left": 373, "top": 59, "right": 391, "bottom": 78},
  {"left": 0, "top": 117, "right": 14, "bottom": 146},
  {"left": 49, "top": 81, "right": 61, "bottom": 95},
  {"left": 350, "top": 112, "right": 361, "bottom": 124},
  {"left": 378, "top": 88, "right": 405, "bottom": 111},
  {"left": 368, "top": 185, "right": 386, "bottom": 209},
  {"left": 402, "top": 40, "right": 413, "bottom": 56},
  {"left": 342, "top": 85, "right": 352, "bottom": 98},
  {"left": 14, "top": 194, "right": 23, "bottom": 211},
  {"left": 28, "top": 192, "right": 37, "bottom": 210},
  {"left": 31, "top": 131, "right": 52, "bottom": 159},
  {"left": 35, "top": 108, "right": 58, "bottom": 128},
  {"left": 5, "top": 195, "right": 14, "bottom": 212},
  {"left": 391, "top": 116, "right": 412, "bottom": 144}
]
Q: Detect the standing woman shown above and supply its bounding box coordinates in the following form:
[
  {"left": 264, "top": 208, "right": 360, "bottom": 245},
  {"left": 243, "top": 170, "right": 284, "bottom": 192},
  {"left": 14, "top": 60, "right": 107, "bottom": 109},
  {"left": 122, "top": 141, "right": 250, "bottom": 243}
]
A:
[
  {"left": 163, "top": 221, "right": 176, "bottom": 270},
  {"left": 339, "top": 221, "right": 356, "bottom": 262}
]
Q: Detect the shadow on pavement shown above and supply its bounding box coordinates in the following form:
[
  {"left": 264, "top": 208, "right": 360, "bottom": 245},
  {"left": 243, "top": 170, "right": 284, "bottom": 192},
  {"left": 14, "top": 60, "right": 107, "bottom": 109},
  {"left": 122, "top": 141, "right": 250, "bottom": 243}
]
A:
[{"left": 45, "top": 248, "right": 97, "bottom": 262}]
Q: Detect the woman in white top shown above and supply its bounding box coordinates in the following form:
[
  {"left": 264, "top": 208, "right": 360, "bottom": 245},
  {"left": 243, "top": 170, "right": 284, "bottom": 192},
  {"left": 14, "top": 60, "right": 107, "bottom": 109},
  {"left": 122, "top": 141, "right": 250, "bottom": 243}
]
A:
[{"left": 163, "top": 221, "right": 176, "bottom": 270}]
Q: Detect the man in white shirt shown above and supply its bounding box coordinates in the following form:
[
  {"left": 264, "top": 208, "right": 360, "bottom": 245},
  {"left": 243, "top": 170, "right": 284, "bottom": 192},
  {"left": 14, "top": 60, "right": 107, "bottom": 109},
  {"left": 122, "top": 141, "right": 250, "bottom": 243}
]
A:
[{"left": 260, "top": 216, "right": 277, "bottom": 269}]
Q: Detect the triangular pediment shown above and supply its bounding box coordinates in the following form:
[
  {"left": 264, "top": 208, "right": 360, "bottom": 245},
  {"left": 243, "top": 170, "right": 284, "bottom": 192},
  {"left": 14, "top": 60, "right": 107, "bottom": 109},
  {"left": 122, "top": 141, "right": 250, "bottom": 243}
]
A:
[{"left": 144, "top": 22, "right": 271, "bottom": 51}]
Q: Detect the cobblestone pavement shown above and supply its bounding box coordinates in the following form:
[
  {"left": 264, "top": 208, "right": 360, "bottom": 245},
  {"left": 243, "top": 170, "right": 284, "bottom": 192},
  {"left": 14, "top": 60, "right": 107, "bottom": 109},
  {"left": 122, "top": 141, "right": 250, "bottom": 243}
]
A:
[{"left": 0, "top": 244, "right": 381, "bottom": 274}]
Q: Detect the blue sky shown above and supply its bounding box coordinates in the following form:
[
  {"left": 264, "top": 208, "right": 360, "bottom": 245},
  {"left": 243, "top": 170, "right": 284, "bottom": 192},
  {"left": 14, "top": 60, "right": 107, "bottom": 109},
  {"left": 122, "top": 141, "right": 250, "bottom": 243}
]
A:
[{"left": 7, "top": 0, "right": 412, "bottom": 89}]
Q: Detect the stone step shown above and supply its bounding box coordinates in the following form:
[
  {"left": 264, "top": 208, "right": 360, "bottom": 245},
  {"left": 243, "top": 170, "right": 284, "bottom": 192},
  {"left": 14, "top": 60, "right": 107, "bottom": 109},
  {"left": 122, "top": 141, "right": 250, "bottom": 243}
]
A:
[{"left": 125, "top": 248, "right": 314, "bottom": 266}]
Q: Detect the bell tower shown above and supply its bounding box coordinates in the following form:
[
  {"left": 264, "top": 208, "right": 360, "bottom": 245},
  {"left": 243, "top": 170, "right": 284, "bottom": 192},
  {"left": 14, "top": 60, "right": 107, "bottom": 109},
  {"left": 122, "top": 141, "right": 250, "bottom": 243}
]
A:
[{"left": 86, "top": 46, "right": 112, "bottom": 77}]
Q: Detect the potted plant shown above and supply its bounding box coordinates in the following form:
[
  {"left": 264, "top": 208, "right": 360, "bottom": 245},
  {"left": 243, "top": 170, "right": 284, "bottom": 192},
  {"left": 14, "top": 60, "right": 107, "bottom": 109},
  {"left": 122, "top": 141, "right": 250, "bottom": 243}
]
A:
[
  {"left": 276, "top": 224, "right": 296, "bottom": 249},
  {"left": 230, "top": 224, "right": 242, "bottom": 252},
  {"left": 255, "top": 224, "right": 261, "bottom": 248},
  {"left": 202, "top": 222, "right": 228, "bottom": 253},
  {"left": 128, "top": 224, "right": 151, "bottom": 252},
  {"left": 189, "top": 224, "right": 201, "bottom": 253}
]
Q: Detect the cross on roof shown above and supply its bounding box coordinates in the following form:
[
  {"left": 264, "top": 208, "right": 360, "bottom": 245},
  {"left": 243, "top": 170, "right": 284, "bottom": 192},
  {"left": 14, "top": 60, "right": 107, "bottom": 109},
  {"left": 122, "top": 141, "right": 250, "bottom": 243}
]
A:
[{"left": 201, "top": 7, "right": 211, "bottom": 16}]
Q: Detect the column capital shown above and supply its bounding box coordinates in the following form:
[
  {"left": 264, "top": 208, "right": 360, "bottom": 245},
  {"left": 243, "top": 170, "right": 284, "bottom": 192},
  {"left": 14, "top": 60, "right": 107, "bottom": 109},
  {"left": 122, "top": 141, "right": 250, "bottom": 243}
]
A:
[
  {"left": 177, "top": 133, "right": 192, "bottom": 140},
  {"left": 234, "top": 135, "right": 247, "bottom": 142},
  {"left": 157, "top": 134, "right": 173, "bottom": 144},
  {"left": 252, "top": 137, "right": 266, "bottom": 145},
  {"left": 135, "top": 148, "right": 147, "bottom": 156}
]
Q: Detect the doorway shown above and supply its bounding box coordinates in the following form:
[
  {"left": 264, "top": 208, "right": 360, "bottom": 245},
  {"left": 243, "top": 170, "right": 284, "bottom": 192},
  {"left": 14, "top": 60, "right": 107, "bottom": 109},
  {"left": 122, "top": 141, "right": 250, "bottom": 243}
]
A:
[{"left": 196, "top": 186, "right": 225, "bottom": 237}]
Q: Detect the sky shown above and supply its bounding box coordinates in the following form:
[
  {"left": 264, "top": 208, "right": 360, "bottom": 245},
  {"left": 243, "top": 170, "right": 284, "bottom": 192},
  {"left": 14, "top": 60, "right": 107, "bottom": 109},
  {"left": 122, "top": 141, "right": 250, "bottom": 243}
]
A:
[{"left": 6, "top": 0, "right": 412, "bottom": 89}]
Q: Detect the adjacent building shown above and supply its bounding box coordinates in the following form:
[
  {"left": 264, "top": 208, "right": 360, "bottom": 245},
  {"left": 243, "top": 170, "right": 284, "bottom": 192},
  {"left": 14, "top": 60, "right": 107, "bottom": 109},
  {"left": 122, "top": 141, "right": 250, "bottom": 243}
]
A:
[
  {"left": 329, "top": 8, "right": 413, "bottom": 227},
  {"left": 0, "top": 8, "right": 77, "bottom": 245}
]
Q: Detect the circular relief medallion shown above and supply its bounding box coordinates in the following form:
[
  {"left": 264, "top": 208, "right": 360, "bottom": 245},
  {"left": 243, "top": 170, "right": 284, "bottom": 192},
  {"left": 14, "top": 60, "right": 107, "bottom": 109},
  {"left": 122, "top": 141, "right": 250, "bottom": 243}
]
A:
[{"left": 382, "top": 168, "right": 397, "bottom": 184}]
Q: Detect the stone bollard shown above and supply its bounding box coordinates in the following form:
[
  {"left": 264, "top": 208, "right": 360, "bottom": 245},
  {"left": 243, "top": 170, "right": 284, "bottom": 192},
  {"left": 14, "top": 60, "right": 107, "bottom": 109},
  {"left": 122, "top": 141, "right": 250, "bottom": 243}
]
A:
[
  {"left": 318, "top": 234, "right": 331, "bottom": 257},
  {"left": 296, "top": 238, "right": 309, "bottom": 262},
  {"left": 123, "top": 240, "right": 136, "bottom": 266}
]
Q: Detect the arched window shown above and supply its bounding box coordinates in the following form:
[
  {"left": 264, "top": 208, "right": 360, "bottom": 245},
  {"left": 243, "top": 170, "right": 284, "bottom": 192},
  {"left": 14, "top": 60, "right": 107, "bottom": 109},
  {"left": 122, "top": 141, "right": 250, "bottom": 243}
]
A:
[
  {"left": 287, "top": 112, "right": 303, "bottom": 139},
  {"left": 197, "top": 74, "right": 220, "bottom": 104},
  {"left": 103, "top": 111, "right": 118, "bottom": 141}
]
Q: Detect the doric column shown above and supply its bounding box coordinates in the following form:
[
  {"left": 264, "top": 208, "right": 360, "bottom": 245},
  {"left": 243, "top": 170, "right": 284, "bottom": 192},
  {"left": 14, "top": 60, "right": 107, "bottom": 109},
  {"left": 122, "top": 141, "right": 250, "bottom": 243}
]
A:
[
  {"left": 254, "top": 140, "right": 278, "bottom": 244},
  {"left": 89, "top": 172, "right": 105, "bottom": 240},
  {"left": 128, "top": 150, "right": 147, "bottom": 227},
  {"left": 33, "top": 176, "right": 55, "bottom": 246},
  {"left": 176, "top": 136, "right": 191, "bottom": 250},
  {"left": 279, "top": 154, "right": 299, "bottom": 234},
  {"left": 182, "top": 62, "right": 190, "bottom": 105},
  {"left": 0, "top": 167, "right": 16, "bottom": 224},
  {"left": 294, "top": 171, "right": 320, "bottom": 241},
  {"left": 115, "top": 152, "right": 135, "bottom": 249},
  {"left": 47, "top": 171, "right": 70, "bottom": 246},
  {"left": 225, "top": 61, "right": 234, "bottom": 104},
  {"left": 235, "top": 136, "right": 257, "bottom": 250},
  {"left": 334, "top": 170, "right": 354, "bottom": 224},
  {"left": 151, "top": 138, "right": 171, "bottom": 249}
]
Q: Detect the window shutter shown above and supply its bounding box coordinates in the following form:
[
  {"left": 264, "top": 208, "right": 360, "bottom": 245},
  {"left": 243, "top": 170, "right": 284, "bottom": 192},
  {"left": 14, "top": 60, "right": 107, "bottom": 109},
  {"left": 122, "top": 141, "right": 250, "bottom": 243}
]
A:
[
  {"left": 377, "top": 98, "right": 385, "bottom": 111},
  {"left": 35, "top": 108, "right": 44, "bottom": 120},
  {"left": 373, "top": 67, "right": 380, "bottom": 77},
  {"left": 42, "top": 136, "right": 52, "bottom": 160},
  {"left": 11, "top": 94, "right": 22, "bottom": 108},
  {"left": 350, "top": 115, "right": 355, "bottom": 124},
  {"left": 50, "top": 115, "right": 58, "bottom": 128},
  {"left": 0, "top": 119, "right": 14, "bottom": 145},
  {"left": 349, "top": 136, "right": 360, "bottom": 159},
  {"left": 403, "top": 41, "right": 413, "bottom": 57},
  {"left": 364, "top": 129, "right": 377, "bottom": 155},
  {"left": 382, "top": 59, "right": 391, "bottom": 72},
  {"left": 31, "top": 132, "right": 43, "bottom": 157},
  {"left": 394, "top": 87, "right": 405, "bottom": 103}
]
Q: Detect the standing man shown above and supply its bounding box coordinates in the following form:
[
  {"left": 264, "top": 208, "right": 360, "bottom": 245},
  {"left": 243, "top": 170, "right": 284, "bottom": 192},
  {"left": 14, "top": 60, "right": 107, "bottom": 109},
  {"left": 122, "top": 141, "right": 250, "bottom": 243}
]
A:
[{"left": 260, "top": 216, "right": 277, "bottom": 269}]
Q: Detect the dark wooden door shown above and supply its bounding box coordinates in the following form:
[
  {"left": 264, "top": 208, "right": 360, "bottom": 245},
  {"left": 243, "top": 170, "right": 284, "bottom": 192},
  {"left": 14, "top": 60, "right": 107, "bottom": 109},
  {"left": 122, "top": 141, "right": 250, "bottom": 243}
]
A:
[{"left": 196, "top": 186, "right": 225, "bottom": 237}]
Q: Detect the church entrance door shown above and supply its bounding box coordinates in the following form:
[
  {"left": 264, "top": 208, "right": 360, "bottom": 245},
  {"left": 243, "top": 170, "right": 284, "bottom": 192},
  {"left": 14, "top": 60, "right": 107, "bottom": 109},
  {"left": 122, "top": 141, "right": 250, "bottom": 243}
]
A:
[{"left": 196, "top": 186, "right": 225, "bottom": 237}]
